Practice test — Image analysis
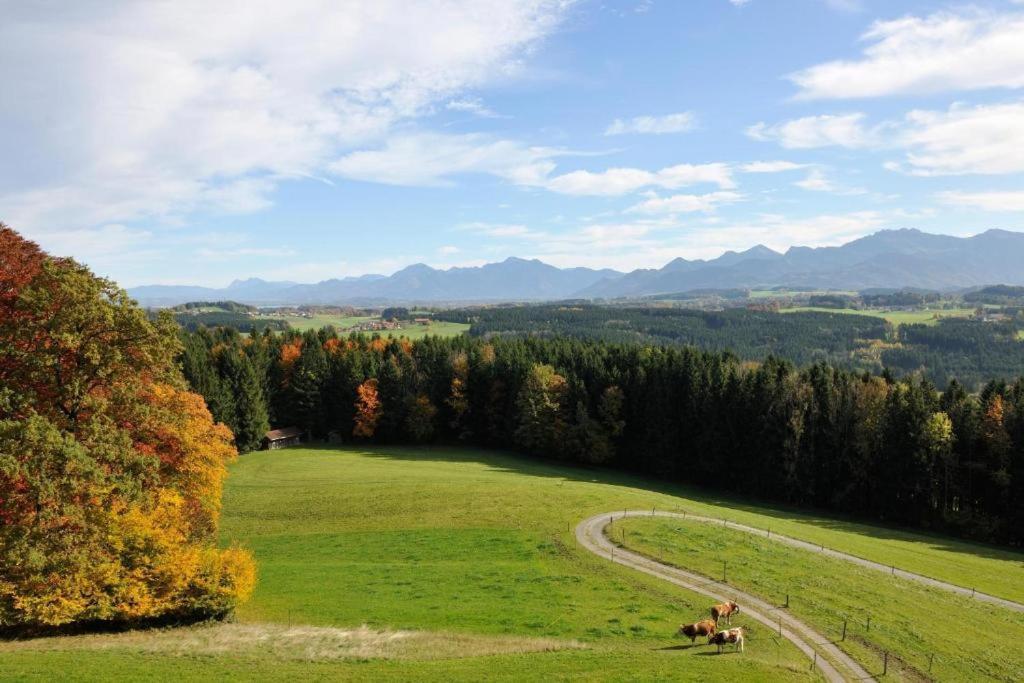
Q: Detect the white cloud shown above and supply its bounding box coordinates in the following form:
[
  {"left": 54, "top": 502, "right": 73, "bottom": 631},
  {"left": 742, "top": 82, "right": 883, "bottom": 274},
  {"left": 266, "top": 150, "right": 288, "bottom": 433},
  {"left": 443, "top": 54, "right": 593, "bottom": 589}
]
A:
[
  {"left": 0, "top": 1, "right": 570, "bottom": 234},
  {"left": 546, "top": 163, "right": 735, "bottom": 195},
  {"left": 505, "top": 210, "right": 887, "bottom": 271},
  {"left": 794, "top": 169, "right": 837, "bottom": 192},
  {"left": 330, "top": 133, "right": 562, "bottom": 187},
  {"left": 456, "top": 222, "right": 547, "bottom": 239},
  {"left": 937, "top": 190, "right": 1024, "bottom": 212},
  {"left": 747, "top": 113, "right": 876, "bottom": 149},
  {"left": 438, "top": 245, "right": 462, "bottom": 255},
  {"left": 445, "top": 97, "right": 504, "bottom": 118},
  {"left": 686, "top": 211, "right": 886, "bottom": 256},
  {"left": 894, "top": 102, "right": 1024, "bottom": 176},
  {"left": 740, "top": 160, "right": 808, "bottom": 173},
  {"left": 627, "top": 191, "right": 744, "bottom": 214},
  {"left": 604, "top": 112, "right": 696, "bottom": 135},
  {"left": 749, "top": 101, "right": 1024, "bottom": 176},
  {"left": 790, "top": 10, "right": 1024, "bottom": 99}
]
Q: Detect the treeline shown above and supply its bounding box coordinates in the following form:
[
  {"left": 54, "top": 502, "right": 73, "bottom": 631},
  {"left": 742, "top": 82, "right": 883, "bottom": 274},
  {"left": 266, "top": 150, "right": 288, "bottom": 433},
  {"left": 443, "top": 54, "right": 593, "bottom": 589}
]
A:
[
  {"left": 436, "top": 304, "right": 1024, "bottom": 389},
  {"left": 171, "top": 311, "right": 290, "bottom": 333},
  {"left": 171, "top": 300, "right": 258, "bottom": 313},
  {"left": 882, "top": 320, "right": 1024, "bottom": 387},
  {"left": 181, "top": 326, "right": 1024, "bottom": 546},
  {"left": 436, "top": 305, "right": 890, "bottom": 368},
  {"left": 964, "top": 285, "right": 1024, "bottom": 304}
]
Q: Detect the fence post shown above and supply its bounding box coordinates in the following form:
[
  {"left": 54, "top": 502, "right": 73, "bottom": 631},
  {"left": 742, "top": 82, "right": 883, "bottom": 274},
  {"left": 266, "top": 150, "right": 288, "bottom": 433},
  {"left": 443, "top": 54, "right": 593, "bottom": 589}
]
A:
[
  {"left": 841, "top": 619, "right": 847, "bottom": 641},
  {"left": 866, "top": 615, "right": 871, "bottom": 632},
  {"left": 891, "top": 564, "right": 895, "bottom": 575},
  {"left": 928, "top": 653, "right": 935, "bottom": 673},
  {"left": 785, "top": 593, "right": 789, "bottom": 608},
  {"left": 810, "top": 652, "right": 817, "bottom": 671},
  {"left": 971, "top": 587, "right": 976, "bottom": 597},
  {"left": 883, "top": 651, "right": 888, "bottom": 676}
]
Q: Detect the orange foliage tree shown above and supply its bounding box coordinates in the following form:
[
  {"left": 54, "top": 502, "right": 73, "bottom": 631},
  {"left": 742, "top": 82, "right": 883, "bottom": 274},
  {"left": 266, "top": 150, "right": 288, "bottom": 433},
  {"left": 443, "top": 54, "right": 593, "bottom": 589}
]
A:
[
  {"left": 0, "top": 225, "right": 255, "bottom": 630},
  {"left": 352, "top": 379, "right": 383, "bottom": 438}
]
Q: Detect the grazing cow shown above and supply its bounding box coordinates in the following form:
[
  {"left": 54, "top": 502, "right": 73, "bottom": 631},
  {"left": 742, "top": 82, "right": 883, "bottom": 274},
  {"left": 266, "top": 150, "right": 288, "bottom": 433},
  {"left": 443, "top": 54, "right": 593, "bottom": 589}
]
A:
[
  {"left": 711, "top": 601, "right": 740, "bottom": 625},
  {"left": 708, "top": 627, "right": 745, "bottom": 653},
  {"left": 677, "top": 619, "right": 717, "bottom": 642}
]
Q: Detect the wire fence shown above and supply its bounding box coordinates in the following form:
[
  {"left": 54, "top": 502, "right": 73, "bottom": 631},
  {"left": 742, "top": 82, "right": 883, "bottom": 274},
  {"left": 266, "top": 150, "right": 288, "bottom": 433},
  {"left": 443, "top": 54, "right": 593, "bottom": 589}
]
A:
[{"left": 589, "top": 509, "right": 952, "bottom": 681}]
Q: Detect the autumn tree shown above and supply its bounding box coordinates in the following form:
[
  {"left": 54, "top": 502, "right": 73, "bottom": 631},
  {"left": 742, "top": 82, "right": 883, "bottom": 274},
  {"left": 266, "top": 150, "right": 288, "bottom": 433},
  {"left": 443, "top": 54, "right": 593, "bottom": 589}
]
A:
[
  {"left": 353, "top": 379, "right": 383, "bottom": 439},
  {"left": 0, "top": 227, "right": 254, "bottom": 630},
  {"left": 514, "top": 364, "right": 568, "bottom": 457}
]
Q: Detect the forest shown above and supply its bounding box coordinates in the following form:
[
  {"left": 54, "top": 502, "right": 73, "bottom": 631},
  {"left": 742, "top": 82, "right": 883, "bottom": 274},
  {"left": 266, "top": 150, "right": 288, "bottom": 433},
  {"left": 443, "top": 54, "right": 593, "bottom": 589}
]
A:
[
  {"left": 180, "top": 324, "right": 1024, "bottom": 547},
  {"left": 436, "top": 303, "right": 1024, "bottom": 389}
]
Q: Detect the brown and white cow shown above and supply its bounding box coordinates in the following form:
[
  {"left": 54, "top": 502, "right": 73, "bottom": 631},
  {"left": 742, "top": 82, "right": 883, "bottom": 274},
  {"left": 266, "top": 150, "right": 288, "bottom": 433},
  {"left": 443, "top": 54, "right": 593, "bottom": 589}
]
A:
[
  {"left": 677, "top": 619, "right": 716, "bottom": 642},
  {"left": 708, "top": 626, "right": 745, "bottom": 653},
  {"left": 711, "top": 601, "right": 740, "bottom": 625}
]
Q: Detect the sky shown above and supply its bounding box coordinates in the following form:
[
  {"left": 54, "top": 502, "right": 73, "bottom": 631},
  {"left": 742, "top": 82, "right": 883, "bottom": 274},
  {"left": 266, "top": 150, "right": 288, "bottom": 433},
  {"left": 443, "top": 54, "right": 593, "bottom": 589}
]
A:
[{"left": 3, "top": 0, "right": 1024, "bottom": 287}]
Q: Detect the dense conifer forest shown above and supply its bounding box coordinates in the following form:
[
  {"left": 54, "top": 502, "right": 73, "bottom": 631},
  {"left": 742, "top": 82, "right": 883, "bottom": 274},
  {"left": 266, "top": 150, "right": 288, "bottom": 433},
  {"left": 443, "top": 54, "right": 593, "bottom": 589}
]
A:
[
  {"left": 181, "top": 325, "right": 1024, "bottom": 547},
  {"left": 436, "top": 304, "right": 1024, "bottom": 389}
]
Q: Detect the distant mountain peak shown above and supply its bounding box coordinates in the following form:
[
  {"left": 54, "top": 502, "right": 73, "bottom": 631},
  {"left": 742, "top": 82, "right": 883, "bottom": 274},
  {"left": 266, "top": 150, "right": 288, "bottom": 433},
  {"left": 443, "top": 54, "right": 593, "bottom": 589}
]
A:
[{"left": 126, "top": 228, "right": 1024, "bottom": 306}]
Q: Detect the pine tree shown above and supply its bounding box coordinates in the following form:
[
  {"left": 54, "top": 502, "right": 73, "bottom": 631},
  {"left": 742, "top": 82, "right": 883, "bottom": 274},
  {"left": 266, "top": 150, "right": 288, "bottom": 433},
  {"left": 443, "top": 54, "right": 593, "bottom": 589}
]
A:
[{"left": 222, "top": 350, "right": 270, "bottom": 453}]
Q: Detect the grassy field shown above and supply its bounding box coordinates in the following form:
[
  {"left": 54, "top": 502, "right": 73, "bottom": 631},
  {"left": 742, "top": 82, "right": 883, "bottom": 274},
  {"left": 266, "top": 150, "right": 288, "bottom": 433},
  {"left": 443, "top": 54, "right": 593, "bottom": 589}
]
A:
[
  {"left": 614, "top": 516, "right": 1024, "bottom": 682},
  {"left": 4, "top": 445, "right": 1023, "bottom": 681},
  {"left": 749, "top": 290, "right": 857, "bottom": 300},
  {"left": 780, "top": 306, "right": 976, "bottom": 326},
  {"left": 271, "top": 313, "right": 469, "bottom": 339}
]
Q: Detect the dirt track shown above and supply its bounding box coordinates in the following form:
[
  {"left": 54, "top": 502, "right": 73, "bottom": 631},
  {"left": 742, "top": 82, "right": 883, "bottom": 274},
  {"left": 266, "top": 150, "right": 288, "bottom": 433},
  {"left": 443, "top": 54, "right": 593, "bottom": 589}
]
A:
[{"left": 576, "top": 511, "right": 876, "bottom": 683}]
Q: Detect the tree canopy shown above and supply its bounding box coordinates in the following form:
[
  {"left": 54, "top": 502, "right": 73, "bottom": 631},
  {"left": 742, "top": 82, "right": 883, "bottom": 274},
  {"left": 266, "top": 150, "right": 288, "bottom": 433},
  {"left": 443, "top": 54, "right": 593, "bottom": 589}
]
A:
[{"left": 0, "top": 225, "right": 255, "bottom": 631}]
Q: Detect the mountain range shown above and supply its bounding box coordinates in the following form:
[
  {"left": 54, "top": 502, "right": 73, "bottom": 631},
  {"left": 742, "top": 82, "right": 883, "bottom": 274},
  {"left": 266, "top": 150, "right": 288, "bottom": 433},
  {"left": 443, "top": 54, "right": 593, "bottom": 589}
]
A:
[{"left": 128, "top": 228, "right": 1024, "bottom": 306}]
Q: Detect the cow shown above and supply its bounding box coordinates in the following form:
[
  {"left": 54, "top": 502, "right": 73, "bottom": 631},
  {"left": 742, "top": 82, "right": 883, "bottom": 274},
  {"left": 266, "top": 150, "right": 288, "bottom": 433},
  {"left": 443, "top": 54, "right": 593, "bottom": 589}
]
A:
[
  {"left": 708, "top": 627, "right": 745, "bottom": 653},
  {"left": 711, "top": 600, "right": 740, "bottom": 625},
  {"left": 677, "top": 619, "right": 716, "bottom": 642}
]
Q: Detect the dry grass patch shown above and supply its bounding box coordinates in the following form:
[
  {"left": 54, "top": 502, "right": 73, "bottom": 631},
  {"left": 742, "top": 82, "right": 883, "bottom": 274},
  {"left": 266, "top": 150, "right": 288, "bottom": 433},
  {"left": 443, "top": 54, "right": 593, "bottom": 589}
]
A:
[{"left": 0, "top": 622, "right": 585, "bottom": 662}]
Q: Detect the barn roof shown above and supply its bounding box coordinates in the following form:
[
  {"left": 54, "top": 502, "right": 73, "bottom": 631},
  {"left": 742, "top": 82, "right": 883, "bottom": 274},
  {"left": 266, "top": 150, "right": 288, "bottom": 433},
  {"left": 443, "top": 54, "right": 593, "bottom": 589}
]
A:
[{"left": 265, "top": 427, "right": 302, "bottom": 441}]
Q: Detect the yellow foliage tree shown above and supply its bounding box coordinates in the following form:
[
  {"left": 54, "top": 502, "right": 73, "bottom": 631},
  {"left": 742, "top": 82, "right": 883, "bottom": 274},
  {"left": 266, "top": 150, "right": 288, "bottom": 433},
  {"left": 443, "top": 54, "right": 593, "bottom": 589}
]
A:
[{"left": 0, "top": 227, "right": 255, "bottom": 630}]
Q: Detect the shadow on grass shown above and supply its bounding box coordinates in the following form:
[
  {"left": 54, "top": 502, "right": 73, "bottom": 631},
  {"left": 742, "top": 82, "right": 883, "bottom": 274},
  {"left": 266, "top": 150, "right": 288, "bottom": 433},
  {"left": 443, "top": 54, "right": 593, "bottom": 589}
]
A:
[
  {"left": 653, "top": 643, "right": 703, "bottom": 651},
  {"left": 283, "top": 442, "right": 1024, "bottom": 567},
  {"left": 0, "top": 611, "right": 230, "bottom": 642}
]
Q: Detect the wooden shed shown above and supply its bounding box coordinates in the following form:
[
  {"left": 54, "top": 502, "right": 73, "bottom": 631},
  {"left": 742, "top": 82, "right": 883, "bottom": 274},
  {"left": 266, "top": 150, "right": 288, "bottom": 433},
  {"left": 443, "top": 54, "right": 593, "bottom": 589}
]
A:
[{"left": 263, "top": 427, "right": 302, "bottom": 450}]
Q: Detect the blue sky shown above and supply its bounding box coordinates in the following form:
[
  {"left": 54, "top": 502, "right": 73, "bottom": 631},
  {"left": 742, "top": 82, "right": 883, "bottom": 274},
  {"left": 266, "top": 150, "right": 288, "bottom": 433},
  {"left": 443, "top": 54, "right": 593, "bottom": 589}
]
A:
[{"left": 3, "top": 0, "right": 1024, "bottom": 286}]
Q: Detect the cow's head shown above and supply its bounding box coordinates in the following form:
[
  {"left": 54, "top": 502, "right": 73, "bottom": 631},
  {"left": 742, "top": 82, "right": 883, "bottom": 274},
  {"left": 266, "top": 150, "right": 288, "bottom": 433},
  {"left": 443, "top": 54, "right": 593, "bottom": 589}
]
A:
[{"left": 730, "top": 601, "right": 740, "bottom": 613}]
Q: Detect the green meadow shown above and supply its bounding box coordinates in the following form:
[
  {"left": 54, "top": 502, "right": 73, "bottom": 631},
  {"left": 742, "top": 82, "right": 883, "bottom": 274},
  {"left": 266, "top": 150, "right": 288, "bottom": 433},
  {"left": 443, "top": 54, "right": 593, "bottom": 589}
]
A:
[
  {"left": 780, "top": 306, "right": 976, "bottom": 326},
  {"left": 615, "top": 516, "right": 1024, "bottom": 682},
  {"left": 4, "top": 445, "right": 1023, "bottom": 681},
  {"left": 271, "top": 313, "right": 469, "bottom": 339}
]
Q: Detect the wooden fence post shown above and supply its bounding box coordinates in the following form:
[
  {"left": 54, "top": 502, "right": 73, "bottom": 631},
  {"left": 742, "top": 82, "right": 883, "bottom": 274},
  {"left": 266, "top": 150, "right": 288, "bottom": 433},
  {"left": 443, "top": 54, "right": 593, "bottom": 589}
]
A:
[
  {"left": 928, "top": 653, "right": 935, "bottom": 673},
  {"left": 883, "top": 651, "right": 889, "bottom": 676},
  {"left": 866, "top": 615, "right": 871, "bottom": 632},
  {"left": 841, "top": 619, "right": 847, "bottom": 641}
]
